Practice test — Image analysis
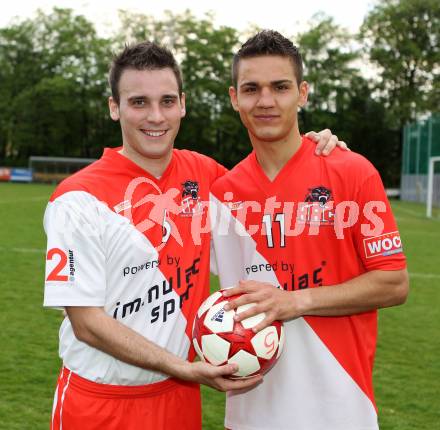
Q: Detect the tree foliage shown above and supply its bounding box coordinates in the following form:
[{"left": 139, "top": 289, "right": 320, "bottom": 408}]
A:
[
  {"left": 0, "top": 8, "right": 116, "bottom": 162},
  {"left": 0, "top": 2, "right": 438, "bottom": 185},
  {"left": 361, "top": 0, "right": 440, "bottom": 127},
  {"left": 297, "top": 15, "right": 361, "bottom": 135},
  {"left": 297, "top": 14, "right": 403, "bottom": 184}
]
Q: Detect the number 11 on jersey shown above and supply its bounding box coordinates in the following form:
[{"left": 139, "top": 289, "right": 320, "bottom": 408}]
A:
[{"left": 262, "top": 213, "right": 286, "bottom": 248}]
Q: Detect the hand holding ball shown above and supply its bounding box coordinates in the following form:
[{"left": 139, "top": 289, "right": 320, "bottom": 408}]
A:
[{"left": 192, "top": 290, "right": 285, "bottom": 379}]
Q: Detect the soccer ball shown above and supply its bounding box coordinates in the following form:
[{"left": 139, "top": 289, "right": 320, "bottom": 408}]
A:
[{"left": 192, "top": 290, "right": 285, "bottom": 379}]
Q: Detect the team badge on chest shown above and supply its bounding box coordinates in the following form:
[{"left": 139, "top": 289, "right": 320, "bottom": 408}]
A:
[
  {"left": 298, "top": 185, "right": 335, "bottom": 225},
  {"left": 180, "top": 180, "right": 204, "bottom": 216}
]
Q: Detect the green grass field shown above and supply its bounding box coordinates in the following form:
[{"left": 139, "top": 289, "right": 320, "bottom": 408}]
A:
[{"left": 0, "top": 182, "right": 439, "bottom": 429}]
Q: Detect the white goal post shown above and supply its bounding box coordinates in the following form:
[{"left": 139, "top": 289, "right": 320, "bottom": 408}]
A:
[{"left": 426, "top": 156, "right": 440, "bottom": 218}]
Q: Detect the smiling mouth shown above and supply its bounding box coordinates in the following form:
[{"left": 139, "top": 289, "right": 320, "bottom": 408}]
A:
[
  {"left": 254, "top": 115, "right": 279, "bottom": 120},
  {"left": 140, "top": 129, "right": 167, "bottom": 137}
]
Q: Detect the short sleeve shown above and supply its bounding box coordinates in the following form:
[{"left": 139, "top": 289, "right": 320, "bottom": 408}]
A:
[
  {"left": 214, "top": 162, "right": 228, "bottom": 181},
  {"left": 352, "top": 171, "right": 406, "bottom": 271},
  {"left": 204, "top": 155, "right": 227, "bottom": 185},
  {"left": 43, "top": 191, "right": 107, "bottom": 308}
]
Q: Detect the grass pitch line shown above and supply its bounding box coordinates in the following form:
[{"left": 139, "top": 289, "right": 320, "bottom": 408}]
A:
[
  {"left": 395, "top": 205, "right": 440, "bottom": 221},
  {"left": 0, "top": 196, "right": 48, "bottom": 204},
  {"left": 409, "top": 272, "right": 440, "bottom": 279},
  {"left": 0, "top": 246, "right": 45, "bottom": 254},
  {"left": 394, "top": 206, "right": 422, "bottom": 217}
]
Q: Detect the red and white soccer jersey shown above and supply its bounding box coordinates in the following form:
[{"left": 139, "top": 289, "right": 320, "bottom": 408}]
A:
[
  {"left": 210, "top": 136, "right": 406, "bottom": 430},
  {"left": 44, "top": 147, "right": 226, "bottom": 386}
]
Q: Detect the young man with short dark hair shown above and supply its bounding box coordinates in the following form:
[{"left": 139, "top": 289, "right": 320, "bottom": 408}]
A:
[{"left": 210, "top": 30, "right": 409, "bottom": 430}]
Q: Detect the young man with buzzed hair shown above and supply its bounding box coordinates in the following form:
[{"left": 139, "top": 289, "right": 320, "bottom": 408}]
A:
[
  {"left": 43, "top": 41, "right": 343, "bottom": 430},
  {"left": 210, "top": 30, "right": 409, "bottom": 430}
]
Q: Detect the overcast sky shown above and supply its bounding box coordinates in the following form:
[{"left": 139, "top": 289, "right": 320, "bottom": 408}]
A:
[{"left": 1, "top": 0, "right": 376, "bottom": 36}]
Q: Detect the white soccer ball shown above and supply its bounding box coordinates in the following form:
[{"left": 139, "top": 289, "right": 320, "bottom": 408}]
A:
[{"left": 192, "top": 291, "right": 285, "bottom": 378}]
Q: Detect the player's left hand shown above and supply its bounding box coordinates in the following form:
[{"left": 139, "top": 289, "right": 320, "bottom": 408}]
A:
[
  {"left": 306, "top": 129, "right": 349, "bottom": 156},
  {"left": 222, "top": 280, "right": 301, "bottom": 332}
]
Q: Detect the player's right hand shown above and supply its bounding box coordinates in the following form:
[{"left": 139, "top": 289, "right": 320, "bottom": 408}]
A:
[
  {"left": 306, "top": 129, "right": 349, "bottom": 155},
  {"left": 182, "top": 361, "right": 263, "bottom": 392}
]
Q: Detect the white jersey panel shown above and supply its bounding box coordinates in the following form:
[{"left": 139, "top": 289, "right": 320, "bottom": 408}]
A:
[
  {"left": 44, "top": 191, "right": 190, "bottom": 385},
  {"left": 210, "top": 194, "right": 378, "bottom": 430},
  {"left": 44, "top": 191, "right": 107, "bottom": 306}
]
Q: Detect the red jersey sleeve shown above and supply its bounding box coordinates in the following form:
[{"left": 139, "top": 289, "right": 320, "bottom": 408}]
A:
[
  {"left": 209, "top": 159, "right": 228, "bottom": 184},
  {"left": 182, "top": 150, "right": 227, "bottom": 187},
  {"left": 352, "top": 170, "right": 406, "bottom": 271}
]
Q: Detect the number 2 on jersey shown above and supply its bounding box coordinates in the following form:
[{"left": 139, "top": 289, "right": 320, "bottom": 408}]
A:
[{"left": 46, "top": 248, "right": 68, "bottom": 281}]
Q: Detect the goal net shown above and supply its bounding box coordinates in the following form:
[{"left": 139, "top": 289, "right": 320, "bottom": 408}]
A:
[{"left": 29, "top": 156, "right": 96, "bottom": 184}]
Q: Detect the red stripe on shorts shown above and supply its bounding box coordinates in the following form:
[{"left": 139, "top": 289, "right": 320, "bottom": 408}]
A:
[{"left": 50, "top": 367, "right": 202, "bottom": 430}]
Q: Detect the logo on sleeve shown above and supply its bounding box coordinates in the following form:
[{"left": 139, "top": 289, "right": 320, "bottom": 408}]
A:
[
  {"left": 46, "top": 248, "right": 75, "bottom": 282},
  {"left": 363, "top": 231, "right": 402, "bottom": 259}
]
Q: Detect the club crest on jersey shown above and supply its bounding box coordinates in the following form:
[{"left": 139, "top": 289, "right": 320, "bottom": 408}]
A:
[
  {"left": 298, "top": 185, "right": 335, "bottom": 225},
  {"left": 182, "top": 180, "right": 199, "bottom": 199},
  {"left": 305, "top": 186, "right": 332, "bottom": 207},
  {"left": 180, "top": 180, "right": 203, "bottom": 216}
]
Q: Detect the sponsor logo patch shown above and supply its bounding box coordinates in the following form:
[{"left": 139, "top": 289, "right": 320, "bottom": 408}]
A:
[
  {"left": 363, "top": 231, "right": 403, "bottom": 259},
  {"left": 46, "top": 248, "right": 75, "bottom": 282}
]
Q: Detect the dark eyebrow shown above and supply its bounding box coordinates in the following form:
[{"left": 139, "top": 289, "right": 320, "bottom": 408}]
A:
[
  {"left": 239, "top": 79, "right": 293, "bottom": 89},
  {"left": 128, "top": 96, "right": 148, "bottom": 103},
  {"left": 239, "top": 81, "right": 258, "bottom": 89},
  {"left": 127, "top": 94, "right": 179, "bottom": 103},
  {"left": 272, "top": 80, "right": 293, "bottom": 86},
  {"left": 162, "top": 94, "right": 179, "bottom": 100}
]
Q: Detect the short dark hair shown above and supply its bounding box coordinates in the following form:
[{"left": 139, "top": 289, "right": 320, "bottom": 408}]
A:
[
  {"left": 109, "top": 41, "right": 183, "bottom": 104},
  {"left": 232, "top": 30, "right": 303, "bottom": 88}
]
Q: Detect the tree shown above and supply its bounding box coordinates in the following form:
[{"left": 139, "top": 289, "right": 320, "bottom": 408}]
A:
[
  {"left": 297, "top": 14, "right": 402, "bottom": 185},
  {"left": 361, "top": 0, "right": 440, "bottom": 127},
  {"left": 0, "top": 18, "right": 41, "bottom": 161},
  {"left": 297, "top": 13, "right": 361, "bottom": 135},
  {"left": 0, "top": 8, "right": 115, "bottom": 164}
]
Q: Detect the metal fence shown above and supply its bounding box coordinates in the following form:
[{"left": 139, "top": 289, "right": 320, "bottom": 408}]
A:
[
  {"left": 28, "top": 156, "right": 96, "bottom": 184},
  {"left": 400, "top": 114, "right": 440, "bottom": 206}
]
